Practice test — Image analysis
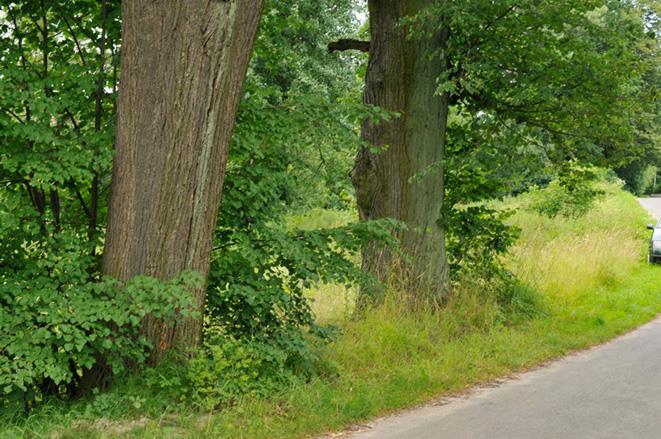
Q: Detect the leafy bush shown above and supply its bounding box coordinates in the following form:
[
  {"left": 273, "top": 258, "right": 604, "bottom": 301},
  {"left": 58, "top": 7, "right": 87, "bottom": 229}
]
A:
[
  {"left": 445, "top": 204, "right": 520, "bottom": 277},
  {"left": 444, "top": 198, "right": 535, "bottom": 323},
  {"left": 188, "top": 334, "right": 293, "bottom": 408},
  {"left": 188, "top": 323, "right": 329, "bottom": 409},
  {"left": 143, "top": 320, "right": 336, "bottom": 411},
  {"left": 206, "top": 218, "right": 396, "bottom": 389},
  {"left": 529, "top": 167, "right": 605, "bottom": 219},
  {"left": 0, "top": 234, "right": 199, "bottom": 412},
  {"left": 616, "top": 157, "right": 660, "bottom": 196},
  {"left": 639, "top": 165, "right": 658, "bottom": 195}
]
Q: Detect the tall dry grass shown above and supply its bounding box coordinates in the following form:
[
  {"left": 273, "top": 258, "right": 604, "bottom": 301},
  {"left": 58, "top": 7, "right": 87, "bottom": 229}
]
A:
[
  {"left": 303, "top": 182, "right": 650, "bottom": 322},
  {"left": 509, "top": 228, "right": 641, "bottom": 299},
  {"left": 506, "top": 182, "right": 649, "bottom": 301}
]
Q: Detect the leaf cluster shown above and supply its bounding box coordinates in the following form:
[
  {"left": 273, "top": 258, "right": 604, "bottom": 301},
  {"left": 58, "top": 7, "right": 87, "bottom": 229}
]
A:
[{"left": 0, "top": 231, "right": 199, "bottom": 413}]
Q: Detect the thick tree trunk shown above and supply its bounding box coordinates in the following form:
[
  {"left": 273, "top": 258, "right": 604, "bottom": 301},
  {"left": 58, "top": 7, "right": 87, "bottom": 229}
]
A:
[
  {"left": 102, "top": 1, "right": 263, "bottom": 362},
  {"left": 354, "top": 0, "right": 449, "bottom": 304}
]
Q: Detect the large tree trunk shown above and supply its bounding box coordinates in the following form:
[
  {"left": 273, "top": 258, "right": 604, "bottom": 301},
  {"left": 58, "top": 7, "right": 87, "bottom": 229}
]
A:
[
  {"left": 103, "top": 1, "right": 263, "bottom": 362},
  {"left": 353, "top": 0, "right": 450, "bottom": 304}
]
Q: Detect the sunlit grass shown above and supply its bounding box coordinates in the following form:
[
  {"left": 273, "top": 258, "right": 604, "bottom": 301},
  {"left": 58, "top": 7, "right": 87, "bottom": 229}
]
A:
[
  {"left": 506, "top": 183, "right": 649, "bottom": 300},
  {"left": 286, "top": 208, "right": 356, "bottom": 232},
  {"left": 194, "top": 270, "right": 661, "bottom": 439},
  {"left": 305, "top": 182, "right": 652, "bottom": 324},
  {"left": 510, "top": 229, "right": 640, "bottom": 299},
  {"left": 305, "top": 283, "right": 356, "bottom": 324}
]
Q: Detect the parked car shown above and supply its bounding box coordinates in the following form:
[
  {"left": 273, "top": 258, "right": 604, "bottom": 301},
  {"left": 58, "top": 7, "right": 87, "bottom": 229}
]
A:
[{"left": 647, "top": 221, "right": 661, "bottom": 263}]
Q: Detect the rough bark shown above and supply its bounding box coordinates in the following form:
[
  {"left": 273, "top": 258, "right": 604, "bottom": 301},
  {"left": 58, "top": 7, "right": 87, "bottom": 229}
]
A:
[
  {"left": 353, "top": 0, "right": 450, "bottom": 304},
  {"left": 102, "top": 0, "right": 263, "bottom": 362}
]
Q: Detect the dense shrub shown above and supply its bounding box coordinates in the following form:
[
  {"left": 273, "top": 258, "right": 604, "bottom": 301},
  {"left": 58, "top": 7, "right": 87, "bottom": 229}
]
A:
[
  {"left": 0, "top": 234, "right": 199, "bottom": 412},
  {"left": 143, "top": 321, "right": 337, "bottom": 411},
  {"left": 445, "top": 205, "right": 519, "bottom": 276},
  {"left": 528, "top": 167, "right": 606, "bottom": 219},
  {"left": 616, "top": 157, "right": 660, "bottom": 196},
  {"left": 188, "top": 332, "right": 298, "bottom": 408}
]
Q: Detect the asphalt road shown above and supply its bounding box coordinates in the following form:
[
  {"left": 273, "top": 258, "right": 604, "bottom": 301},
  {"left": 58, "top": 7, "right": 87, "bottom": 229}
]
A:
[
  {"left": 638, "top": 196, "right": 661, "bottom": 221},
  {"left": 345, "top": 199, "right": 661, "bottom": 439}
]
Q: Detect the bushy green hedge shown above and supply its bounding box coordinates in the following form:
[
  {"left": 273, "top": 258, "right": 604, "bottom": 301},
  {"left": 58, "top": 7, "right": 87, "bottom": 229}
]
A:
[
  {"left": 0, "top": 244, "right": 199, "bottom": 412},
  {"left": 145, "top": 324, "right": 334, "bottom": 411}
]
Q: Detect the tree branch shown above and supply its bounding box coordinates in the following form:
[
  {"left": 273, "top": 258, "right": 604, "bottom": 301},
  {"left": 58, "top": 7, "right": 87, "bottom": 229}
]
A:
[
  {"left": 2, "top": 108, "right": 26, "bottom": 124},
  {"left": 328, "top": 39, "right": 370, "bottom": 53},
  {"left": 60, "top": 13, "right": 87, "bottom": 66},
  {"left": 70, "top": 181, "right": 91, "bottom": 219}
]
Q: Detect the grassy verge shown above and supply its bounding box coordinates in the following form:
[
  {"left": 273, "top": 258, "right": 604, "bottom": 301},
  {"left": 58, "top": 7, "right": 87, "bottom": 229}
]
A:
[{"left": 5, "top": 185, "right": 661, "bottom": 438}]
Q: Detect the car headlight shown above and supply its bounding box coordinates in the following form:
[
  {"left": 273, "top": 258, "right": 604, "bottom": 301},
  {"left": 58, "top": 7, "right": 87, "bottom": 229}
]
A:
[{"left": 653, "top": 241, "right": 661, "bottom": 251}]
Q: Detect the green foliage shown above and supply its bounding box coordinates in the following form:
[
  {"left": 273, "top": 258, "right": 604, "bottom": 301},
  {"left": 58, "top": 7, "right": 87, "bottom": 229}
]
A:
[
  {"left": 429, "top": 1, "right": 657, "bottom": 298},
  {"left": 640, "top": 166, "right": 659, "bottom": 195},
  {"left": 0, "top": 262, "right": 199, "bottom": 412},
  {"left": 443, "top": 108, "right": 524, "bottom": 300},
  {"left": 0, "top": 4, "right": 124, "bottom": 411},
  {"left": 617, "top": 161, "right": 659, "bottom": 195},
  {"left": 439, "top": 0, "right": 655, "bottom": 167},
  {"left": 445, "top": 204, "right": 520, "bottom": 275},
  {"left": 208, "top": 108, "right": 395, "bottom": 395},
  {"left": 188, "top": 334, "right": 296, "bottom": 408},
  {"left": 208, "top": 205, "right": 397, "bottom": 390},
  {"left": 241, "top": 0, "right": 369, "bottom": 211},
  {"left": 212, "top": 78, "right": 393, "bottom": 367},
  {"left": 0, "top": 1, "right": 120, "bottom": 252},
  {"left": 140, "top": 335, "right": 297, "bottom": 411},
  {"left": 1, "top": 0, "right": 656, "bottom": 431},
  {"left": 139, "top": 326, "right": 332, "bottom": 412},
  {"left": 444, "top": 200, "right": 542, "bottom": 325},
  {"left": 0, "top": 0, "right": 382, "bottom": 413},
  {"left": 177, "top": 320, "right": 335, "bottom": 410},
  {"left": 421, "top": 0, "right": 658, "bottom": 276},
  {"left": 528, "top": 167, "right": 606, "bottom": 218},
  {"left": 4, "top": 184, "right": 660, "bottom": 437}
]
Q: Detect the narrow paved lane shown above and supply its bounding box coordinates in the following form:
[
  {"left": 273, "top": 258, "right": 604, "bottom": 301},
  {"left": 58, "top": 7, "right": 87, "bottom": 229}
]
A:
[
  {"left": 346, "top": 199, "right": 661, "bottom": 439},
  {"left": 638, "top": 197, "right": 661, "bottom": 220},
  {"left": 350, "top": 320, "right": 661, "bottom": 439}
]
